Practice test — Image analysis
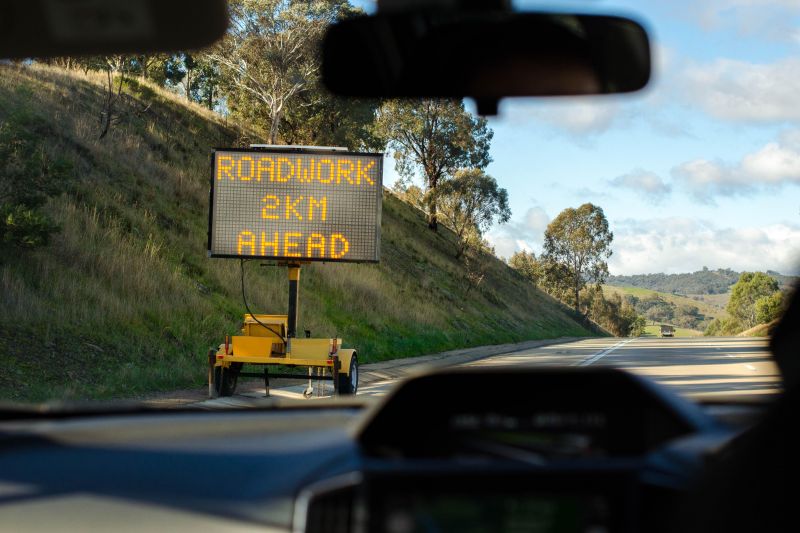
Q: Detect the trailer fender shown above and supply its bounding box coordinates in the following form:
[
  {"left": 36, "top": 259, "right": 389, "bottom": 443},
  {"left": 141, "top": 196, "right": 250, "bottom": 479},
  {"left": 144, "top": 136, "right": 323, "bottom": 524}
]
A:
[{"left": 337, "top": 349, "right": 356, "bottom": 375}]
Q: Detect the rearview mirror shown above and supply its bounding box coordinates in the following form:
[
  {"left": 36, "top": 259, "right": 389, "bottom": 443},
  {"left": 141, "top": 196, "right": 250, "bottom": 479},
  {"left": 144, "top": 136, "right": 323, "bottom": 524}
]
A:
[
  {"left": 0, "top": 0, "right": 228, "bottom": 59},
  {"left": 323, "top": 11, "right": 651, "bottom": 103}
]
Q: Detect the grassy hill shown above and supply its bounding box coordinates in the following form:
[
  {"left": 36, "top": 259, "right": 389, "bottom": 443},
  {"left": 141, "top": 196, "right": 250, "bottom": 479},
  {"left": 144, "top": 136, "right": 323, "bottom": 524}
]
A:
[
  {"left": 0, "top": 65, "right": 594, "bottom": 402},
  {"left": 602, "top": 285, "right": 725, "bottom": 321},
  {"left": 684, "top": 292, "right": 730, "bottom": 311}
]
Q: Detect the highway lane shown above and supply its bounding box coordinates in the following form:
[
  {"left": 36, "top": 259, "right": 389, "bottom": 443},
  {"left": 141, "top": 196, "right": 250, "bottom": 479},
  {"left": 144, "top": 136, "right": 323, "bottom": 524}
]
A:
[
  {"left": 467, "top": 336, "right": 780, "bottom": 399},
  {"left": 196, "top": 336, "right": 779, "bottom": 407}
]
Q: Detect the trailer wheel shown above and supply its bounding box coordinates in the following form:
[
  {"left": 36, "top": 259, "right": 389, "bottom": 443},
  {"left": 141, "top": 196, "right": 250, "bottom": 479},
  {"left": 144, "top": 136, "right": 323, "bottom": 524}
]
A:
[
  {"left": 337, "top": 354, "right": 358, "bottom": 395},
  {"left": 213, "top": 363, "right": 242, "bottom": 397}
]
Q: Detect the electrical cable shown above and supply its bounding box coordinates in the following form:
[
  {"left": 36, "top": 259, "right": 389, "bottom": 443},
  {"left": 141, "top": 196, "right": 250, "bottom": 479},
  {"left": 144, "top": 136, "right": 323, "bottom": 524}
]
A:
[{"left": 240, "top": 258, "right": 287, "bottom": 343}]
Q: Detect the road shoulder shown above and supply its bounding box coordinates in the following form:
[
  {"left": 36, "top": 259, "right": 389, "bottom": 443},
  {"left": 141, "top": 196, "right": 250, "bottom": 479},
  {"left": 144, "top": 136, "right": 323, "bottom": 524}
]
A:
[{"left": 142, "top": 336, "right": 591, "bottom": 407}]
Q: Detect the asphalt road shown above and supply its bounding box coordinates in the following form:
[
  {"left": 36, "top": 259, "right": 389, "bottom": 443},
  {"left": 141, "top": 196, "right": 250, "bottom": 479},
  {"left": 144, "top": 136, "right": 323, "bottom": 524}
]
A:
[
  {"left": 194, "top": 335, "right": 779, "bottom": 408},
  {"left": 470, "top": 336, "right": 778, "bottom": 398}
]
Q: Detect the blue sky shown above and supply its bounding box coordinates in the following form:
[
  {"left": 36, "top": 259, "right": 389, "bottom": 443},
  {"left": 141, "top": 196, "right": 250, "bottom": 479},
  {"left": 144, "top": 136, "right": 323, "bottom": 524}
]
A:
[{"left": 355, "top": 0, "right": 800, "bottom": 275}]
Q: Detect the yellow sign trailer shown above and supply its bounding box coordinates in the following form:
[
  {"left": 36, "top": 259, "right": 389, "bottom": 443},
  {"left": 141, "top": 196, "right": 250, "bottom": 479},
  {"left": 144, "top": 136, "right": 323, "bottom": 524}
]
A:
[
  {"left": 207, "top": 264, "right": 358, "bottom": 397},
  {"left": 206, "top": 146, "right": 382, "bottom": 398}
]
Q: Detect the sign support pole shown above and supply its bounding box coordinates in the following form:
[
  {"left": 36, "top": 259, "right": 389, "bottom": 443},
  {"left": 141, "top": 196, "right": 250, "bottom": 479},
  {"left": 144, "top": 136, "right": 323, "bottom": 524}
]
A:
[{"left": 287, "top": 264, "right": 301, "bottom": 339}]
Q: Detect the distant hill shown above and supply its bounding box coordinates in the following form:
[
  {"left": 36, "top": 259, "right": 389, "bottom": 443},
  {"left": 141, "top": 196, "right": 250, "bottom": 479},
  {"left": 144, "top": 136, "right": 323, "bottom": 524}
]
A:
[
  {"left": 602, "top": 285, "right": 721, "bottom": 332},
  {"left": 608, "top": 268, "right": 797, "bottom": 296}
]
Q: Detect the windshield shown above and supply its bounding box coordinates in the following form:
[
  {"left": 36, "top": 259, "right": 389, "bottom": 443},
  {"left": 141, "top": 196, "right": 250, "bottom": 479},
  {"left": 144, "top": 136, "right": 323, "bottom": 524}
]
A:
[{"left": 0, "top": 0, "right": 796, "bottom": 408}]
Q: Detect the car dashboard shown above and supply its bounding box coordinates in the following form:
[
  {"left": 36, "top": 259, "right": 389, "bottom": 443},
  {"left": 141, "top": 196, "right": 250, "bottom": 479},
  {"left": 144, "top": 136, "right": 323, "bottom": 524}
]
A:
[{"left": 0, "top": 368, "right": 763, "bottom": 532}]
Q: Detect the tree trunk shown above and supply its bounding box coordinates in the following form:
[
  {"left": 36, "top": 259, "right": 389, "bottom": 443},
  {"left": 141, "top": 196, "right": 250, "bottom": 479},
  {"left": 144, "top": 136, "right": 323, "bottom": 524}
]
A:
[
  {"left": 455, "top": 241, "right": 464, "bottom": 260},
  {"left": 269, "top": 109, "right": 282, "bottom": 144},
  {"left": 427, "top": 206, "right": 438, "bottom": 231},
  {"left": 574, "top": 284, "right": 580, "bottom": 313},
  {"left": 427, "top": 174, "right": 439, "bottom": 231},
  {"left": 99, "top": 70, "right": 114, "bottom": 140},
  {"left": 185, "top": 70, "right": 192, "bottom": 100}
]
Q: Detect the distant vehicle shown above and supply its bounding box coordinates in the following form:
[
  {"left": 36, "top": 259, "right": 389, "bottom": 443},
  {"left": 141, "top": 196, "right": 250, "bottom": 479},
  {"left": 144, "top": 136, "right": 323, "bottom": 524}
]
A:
[{"left": 660, "top": 325, "right": 675, "bottom": 337}]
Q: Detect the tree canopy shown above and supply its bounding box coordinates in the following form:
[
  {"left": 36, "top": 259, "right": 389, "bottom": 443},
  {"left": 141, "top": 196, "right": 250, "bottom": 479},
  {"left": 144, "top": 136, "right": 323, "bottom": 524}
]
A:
[
  {"left": 755, "top": 291, "right": 785, "bottom": 325},
  {"left": 435, "top": 169, "right": 510, "bottom": 258},
  {"left": 727, "top": 272, "right": 781, "bottom": 329},
  {"left": 509, "top": 251, "right": 542, "bottom": 285},
  {"left": 373, "top": 99, "right": 492, "bottom": 230},
  {"left": 207, "top": 0, "right": 358, "bottom": 143}
]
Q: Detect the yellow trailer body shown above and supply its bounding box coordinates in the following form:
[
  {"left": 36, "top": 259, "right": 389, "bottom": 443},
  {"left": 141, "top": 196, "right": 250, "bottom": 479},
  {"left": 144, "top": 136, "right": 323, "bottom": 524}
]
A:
[{"left": 213, "top": 323, "right": 355, "bottom": 377}]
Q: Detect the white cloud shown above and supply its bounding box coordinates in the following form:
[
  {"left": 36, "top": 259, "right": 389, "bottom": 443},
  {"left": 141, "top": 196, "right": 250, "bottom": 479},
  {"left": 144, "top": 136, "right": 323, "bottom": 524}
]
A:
[
  {"left": 486, "top": 206, "right": 551, "bottom": 259},
  {"left": 681, "top": 57, "right": 800, "bottom": 122},
  {"left": 486, "top": 232, "right": 527, "bottom": 260},
  {"left": 500, "top": 97, "right": 624, "bottom": 136},
  {"left": 672, "top": 129, "right": 800, "bottom": 202},
  {"left": 678, "top": 0, "right": 800, "bottom": 42},
  {"left": 609, "top": 169, "right": 672, "bottom": 203},
  {"left": 741, "top": 131, "right": 800, "bottom": 180},
  {"left": 672, "top": 159, "right": 734, "bottom": 202},
  {"left": 542, "top": 102, "right": 620, "bottom": 135},
  {"left": 610, "top": 217, "right": 800, "bottom": 275},
  {"left": 521, "top": 206, "right": 550, "bottom": 237}
]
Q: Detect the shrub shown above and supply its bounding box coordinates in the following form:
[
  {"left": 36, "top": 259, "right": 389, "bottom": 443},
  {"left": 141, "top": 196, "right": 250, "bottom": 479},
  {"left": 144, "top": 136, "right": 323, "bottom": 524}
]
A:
[
  {"left": 755, "top": 291, "right": 785, "bottom": 324},
  {"left": 704, "top": 316, "right": 743, "bottom": 336},
  {"left": 0, "top": 204, "right": 59, "bottom": 251}
]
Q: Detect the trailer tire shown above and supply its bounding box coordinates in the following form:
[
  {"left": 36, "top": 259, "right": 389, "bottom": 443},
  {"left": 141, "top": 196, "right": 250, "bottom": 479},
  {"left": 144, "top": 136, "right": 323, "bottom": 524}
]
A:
[
  {"left": 214, "top": 363, "right": 242, "bottom": 397},
  {"left": 337, "top": 354, "right": 358, "bottom": 395}
]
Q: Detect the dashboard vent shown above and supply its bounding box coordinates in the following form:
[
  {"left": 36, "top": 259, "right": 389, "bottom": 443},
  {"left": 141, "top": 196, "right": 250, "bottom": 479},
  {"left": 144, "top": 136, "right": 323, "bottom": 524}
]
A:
[{"left": 303, "top": 484, "right": 356, "bottom": 533}]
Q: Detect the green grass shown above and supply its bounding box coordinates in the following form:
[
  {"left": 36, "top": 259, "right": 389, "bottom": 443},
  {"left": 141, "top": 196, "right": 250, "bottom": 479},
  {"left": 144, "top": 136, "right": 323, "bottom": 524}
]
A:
[
  {"left": 0, "top": 64, "right": 596, "bottom": 403},
  {"left": 641, "top": 325, "right": 703, "bottom": 338}
]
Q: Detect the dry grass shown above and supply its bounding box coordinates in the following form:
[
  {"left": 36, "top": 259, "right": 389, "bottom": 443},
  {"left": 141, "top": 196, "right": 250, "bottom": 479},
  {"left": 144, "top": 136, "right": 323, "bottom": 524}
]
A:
[
  {"left": 737, "top": 320, "right": 778, "bottom": 338},
  {"left": 0, "top": 64, "right": 593, "bottom": 402}
]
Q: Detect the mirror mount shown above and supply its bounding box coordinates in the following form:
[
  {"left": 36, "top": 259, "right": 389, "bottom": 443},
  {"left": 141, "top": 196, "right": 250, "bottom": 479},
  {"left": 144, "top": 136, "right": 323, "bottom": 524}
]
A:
[{"left": 475, "top": 98, "right": 499, "bottom": 117}]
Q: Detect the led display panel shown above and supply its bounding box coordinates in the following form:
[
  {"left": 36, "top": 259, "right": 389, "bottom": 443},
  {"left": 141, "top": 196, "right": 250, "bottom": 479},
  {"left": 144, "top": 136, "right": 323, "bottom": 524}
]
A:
[{"left": 209, "top": 148, "right": 383, "bottom": 263}]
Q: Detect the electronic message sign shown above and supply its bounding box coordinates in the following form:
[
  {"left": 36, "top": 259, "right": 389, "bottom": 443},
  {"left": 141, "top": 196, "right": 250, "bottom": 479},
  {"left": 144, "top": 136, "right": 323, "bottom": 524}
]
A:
[{"left": 208, "top": 148, "right": 383, "bottom": 263}]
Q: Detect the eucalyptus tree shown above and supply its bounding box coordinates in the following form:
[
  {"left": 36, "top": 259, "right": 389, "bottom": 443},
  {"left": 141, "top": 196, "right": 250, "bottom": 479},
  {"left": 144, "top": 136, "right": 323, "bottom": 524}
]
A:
[
  {"left": 373, "top": 99, "right": 492, "bottom": 230},
  {"left": 436, "top": 169, "right": 510, "bottom": 258},
  {"left": 542, "top": 203, "right": 613, "bottom": 312}
]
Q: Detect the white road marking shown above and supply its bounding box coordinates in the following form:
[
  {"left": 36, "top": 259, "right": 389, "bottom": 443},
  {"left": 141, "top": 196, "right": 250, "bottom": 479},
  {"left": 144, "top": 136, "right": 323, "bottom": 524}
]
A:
[{"left": 573, "top": 338, "right": 634, "bottom": 367}]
